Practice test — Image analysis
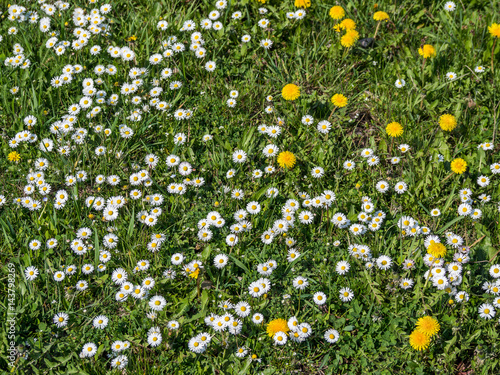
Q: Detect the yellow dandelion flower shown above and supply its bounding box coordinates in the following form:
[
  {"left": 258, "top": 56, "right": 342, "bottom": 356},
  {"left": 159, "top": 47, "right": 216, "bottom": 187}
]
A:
[
  {"left": 266, "top": 319, "right": 289, "bottom": 337},
  {"left": 488, "top": 23, "right": 500, "bottom": 38},
  {"left": 277, "top": 151, "right": 297, "bottom": 169},
  {"left": 450, "top": 158, "right": 467, "bottom": 174},
  {"left": 189, "top": 268, "right": 200, "bottom": 279},
  {"left": 415, "top": 316, "right": 440, "bottom": 337},
  {"left": 409, "top": 330, "right": 430, "bottom": 351},
  {"left": 341, "top": 29, "right": 359, "bottom": 47},
  {"left": 331, "top": 93, "right": 348, "bottom": 107},
  {"left": 439, "top": 114, "right": 457, "bottom": 131},
  {"left": 339, "top": 18, "right": 356, "bottom": 31},
  {"left": 329, "top": 6, "right": 345, "bottom": 20},
  {"left": 427, "top": 243, "right": 447, "bottom": 258},
  {"left": 294, "top": 0, "right": 311, "bottom": 8},
  {"left": 282, "top": 84, "right": 300, "bottom": 101},
  {"left": 373, "top": 11, "right": 389, "bottom": 21},
  {"left": 8, "top": 151, "right": 21, "bottom": 162},
  {"left": 386, "top": 122, "right": 403, "bottom": 137},
  {"left": 418, "top": 44, "right": 436, "bottom": 59}
]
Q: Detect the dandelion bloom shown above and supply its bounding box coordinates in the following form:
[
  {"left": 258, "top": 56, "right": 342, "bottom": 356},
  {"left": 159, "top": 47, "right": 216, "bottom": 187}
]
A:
[
  {"left": 418, "top": 45, "right": 436, "bottom": 59},
  {"left": 8, "top": 151, "right": 21, "bottom": 162},
  {"left": 386, "top": 122, "right": 403, "bottom": 137},
  {"left": 282, "top": 84, "right": 300, "bottom": 101},
  {"left": 266, "top": 319, "right": 289, "bottom": 337},
  {"left": 415, "top": 316, "right": 440, "bottom": 337},
  {"left": 188, "top": 268, "right": 200, "bottom": 279},
  {"left": 331, "top": 94, "right": 348, "bottom": 107},
  {"left": 427, "top": 243, "right": 447, "bottom": 258},
  {"left": 294, "top": 0, "right": 311, "bottom": 8},
  {"left": 329, "top": 6, "right": 345, "bottom": 20},
  {"left": 488, "top": 23, "right": 500, "bottom": 38},
  {"left": 339, "top": 19, "right": 356, "bottom": 31},
  {"left": 409, "top": 330, "right": 430, "bottom": 351},
  {"left": 373, "top": 11, "right": 389, "bottom": 21},
  {"left": 450, "top": 158, "right": 467, "bottom": 174},
  {"left": 341, "top": 30, "right": 359, "bottom": 48},
  {"left": 277, "top": 151, "right": 297, "bottom": 169},
  {"left": 439, "top": 114, "right": 457, "bottom": 131}
]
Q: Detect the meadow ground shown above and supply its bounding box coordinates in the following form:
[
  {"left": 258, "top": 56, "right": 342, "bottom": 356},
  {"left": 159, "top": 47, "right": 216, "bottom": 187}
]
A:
[{"left": 1, "top": 0, "right": 500, "bottom": 374}]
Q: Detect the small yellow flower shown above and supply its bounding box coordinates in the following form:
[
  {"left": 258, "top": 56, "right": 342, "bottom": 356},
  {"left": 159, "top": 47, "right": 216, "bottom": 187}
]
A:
[
  {"left": 189, "top": 268, "right": 200, "bottom": 279},
  {"left": 281, "top": 84, "right": 300, "bottom": 101},
  {"left": 439, "top": 114, "right": 457, "bottom": 131},
  {"left": 329, "top": 6, "right": 345, "bottom": 20},
  {"left": 450, "top": 158, "right": 467, "bottom": 174},
  {"left": 294, "top": 0, "right": 311, "bottom": 8},
  {"left": 373, "top": 11, "right": 389, "bottom": 21},
  {"left": 277, "top": 151, "right": 297, "bottom": 169},
  {"left": 427, "top": 243, "right": 447, "bottom": 258},
  {"left": 409, "top": 330, "right": 430, "bottom": 351},
  {"left": 339, "top": 19, "right": 356, "bottom": 31},
  {"left": 386, "top": 122, "right": 403, "bottom": 137},
  {"left": 8, "top": 151, "right": 21, "bottom": 162},
  {"left": 214, "top": 201, "right": 220, "bottom": 207},
  {"left": 266, "top": 319, "right": 289, "bottom": 337},
  {"left": 418, "top": 44, "right": 436, "bottom": 59},
  {"left": 331, "top": 93, "right": 348, "bottom": 107},
  {"left": 341, "top": 30, "right": 359, "bottom": 48},
  {"left": 488, "top": 23, "right": 500, "bottom": 38},
  {"left": 415, "top": 316, "right": 440, "bottom": 337}
]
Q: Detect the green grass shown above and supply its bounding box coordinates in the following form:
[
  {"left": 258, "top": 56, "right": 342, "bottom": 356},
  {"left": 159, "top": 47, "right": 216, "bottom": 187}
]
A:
[{"left": 1, "top": 0, "right": 500, "bottom": 374}]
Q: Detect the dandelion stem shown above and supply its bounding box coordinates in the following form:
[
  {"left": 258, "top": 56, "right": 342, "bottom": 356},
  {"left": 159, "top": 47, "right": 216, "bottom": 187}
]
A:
[
  {"left": 441, "top": 171, "right": 454, "bottom": 184},
  {"left": 327, "top": 107, "right": 336, "bottom": 122},
  {"left": 373, "top": 21, "right": 381, "bottom": 40},
  {"left": 420, "top": 58, "right": 426, "bottom": 110},
  {"left": 492, "top": 39, "right": 497, "bottom": 74}
]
